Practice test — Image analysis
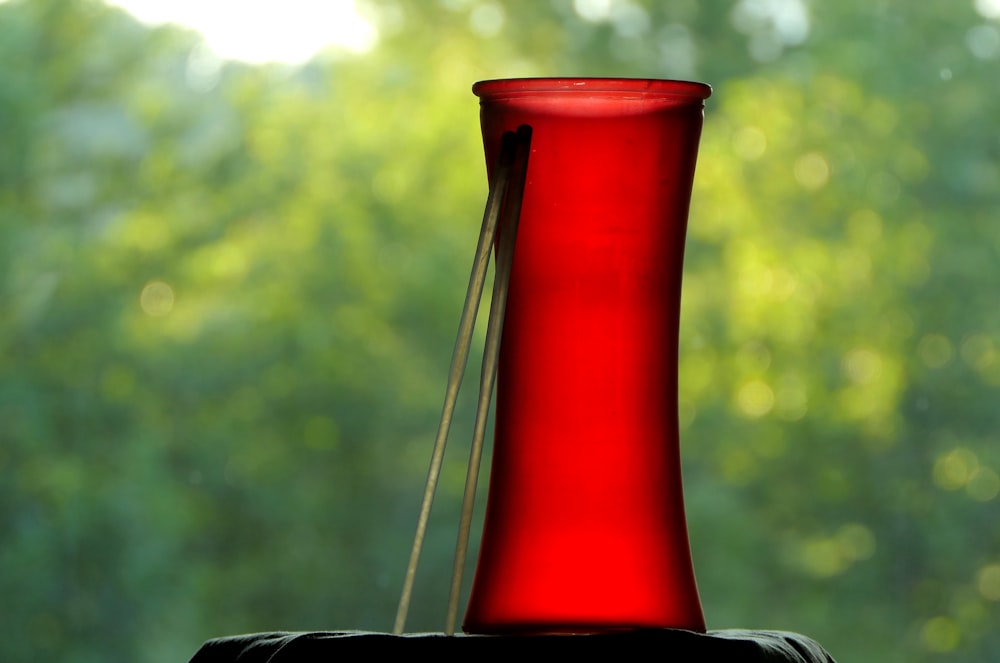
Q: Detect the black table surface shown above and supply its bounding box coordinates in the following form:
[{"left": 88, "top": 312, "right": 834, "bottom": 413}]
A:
[{"left": 188, "top": 629, "right": 838, "bottom": 662}]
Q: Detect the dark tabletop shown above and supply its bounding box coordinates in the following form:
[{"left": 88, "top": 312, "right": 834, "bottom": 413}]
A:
[{"left": 188, "top": 629, "right": 838, "bottom": 662}]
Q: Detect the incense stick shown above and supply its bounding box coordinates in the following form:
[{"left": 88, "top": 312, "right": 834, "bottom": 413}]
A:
[
  {"left": 445, "top": 125, "right": 533, "bottom": 635},
  {"left": 393, "top": 131, "right": 518, "bottom": 635}
]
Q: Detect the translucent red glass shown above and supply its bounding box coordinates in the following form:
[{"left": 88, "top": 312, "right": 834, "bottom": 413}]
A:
[{"left": 463, "top": 78, "right": 712, "bottom": 634}]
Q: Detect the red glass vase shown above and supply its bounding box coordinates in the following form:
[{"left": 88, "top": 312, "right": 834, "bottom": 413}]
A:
[{"left": 463, "top": 78, "right": 712, "bottom": 634}]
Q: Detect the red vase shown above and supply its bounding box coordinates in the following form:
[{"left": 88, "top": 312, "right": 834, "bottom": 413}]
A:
[{"left": 463, "top": 78, "right": 712, "bottom": 634}]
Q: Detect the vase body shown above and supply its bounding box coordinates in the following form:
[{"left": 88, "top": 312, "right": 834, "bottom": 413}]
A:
[{"left": 463, "top": 78, "right": 712, "bottom": 634}]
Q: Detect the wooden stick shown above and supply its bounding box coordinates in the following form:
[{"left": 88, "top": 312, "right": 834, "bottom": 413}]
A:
[
  {"left": 445, "top": 125, "right": 533, "bottom": 635},
  {"left": 393, "top": 131, "right": 518, "bottom": 635}
]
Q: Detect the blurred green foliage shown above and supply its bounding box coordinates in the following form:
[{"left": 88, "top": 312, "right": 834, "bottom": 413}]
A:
[{"left": 1, "top": 0, "right": 999, "bottom": 660}]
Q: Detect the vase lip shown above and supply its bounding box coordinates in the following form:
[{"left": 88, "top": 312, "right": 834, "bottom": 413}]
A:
[{"left": 473, "top": 77, "right": 712, "bottom": 101}]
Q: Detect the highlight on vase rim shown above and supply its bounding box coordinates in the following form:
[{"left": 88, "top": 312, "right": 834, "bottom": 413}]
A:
[{"left": 472, "top": 77, "right": 713, "bottom": 101}]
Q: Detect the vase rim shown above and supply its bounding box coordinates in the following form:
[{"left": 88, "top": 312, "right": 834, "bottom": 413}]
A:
[{"left": 473, "top": 77, "right": 712, "bottom": 101}]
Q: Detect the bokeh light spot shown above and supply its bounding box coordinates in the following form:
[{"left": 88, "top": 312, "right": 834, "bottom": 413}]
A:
[
  {"left": 843, "top": 348, "right": 882, "bottom": 384},
  {"left": 800, "top": 537, "right": 845, "bottom": 577},
  {"left": 469, "top": 3, "right": 505, "bottom": 37},
  {"left": 775, "top": 375, "right": 808, "bottom": 421},
  {"left": 975, "top": 0, "right": 1000, "bottom": 18},
  {"left": 966, "top": 466, "right": 1000, "bottom": 501},
  {"left": 612, "top": 2, "right": 650, "bottom": 38},
  {"left": 867, "top": 170, "right": 901, "bottom": 204},
  {"left": 140, "top": 280, "right": 175, "bottom": 317},
  {"left": 977, "top": 564, "right": 1000, "bottom": 601},
  {"left": 794, "top": 152, "right": 830, "bottom": 190},
  {"left": 740, "top": 340, "right": 772, "bottom": 373},
  {"left": 960, "top": 333, "right": 995, "bottom": 370},
  {"left": 932, "top": 447, "right": 979, "bottom": 491},
  {"left": 574, "top": 0, "right": 612, "bottom": 22},
  {"left": 110, "top": 0, "right": 378, "bottom": 63},
  {"left": 737, "top": 379, "right": 775, "bottom": 418},
  {"left": 186, "top": 42, "right": 222, "bottom": 93},
  {"left": 918, "top": 334, "right": 954, "bottom": 369},
  {"left": 920, "top": 616, "right": 960, "bottom": 653},
  {"left": 836, "top": 523, "right": 876, "bottom": 561},
  {"left": 732, "top": 126, "right": 767, "bottom": 160},
  {"left": 658, "top": 23, "right": 696, "bottom": 77},
  {"left": 967, "top": 25, "right": 1000, "bottom": 59}
]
